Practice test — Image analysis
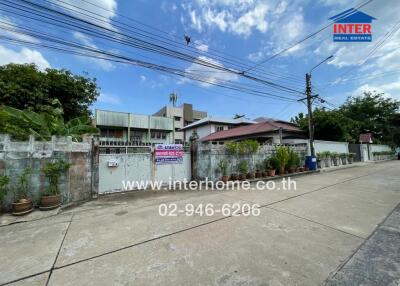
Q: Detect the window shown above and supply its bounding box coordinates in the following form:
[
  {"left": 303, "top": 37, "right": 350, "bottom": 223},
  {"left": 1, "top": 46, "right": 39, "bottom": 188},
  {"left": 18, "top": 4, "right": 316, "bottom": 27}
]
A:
[
  {"left": 174, "top": 116, "right": 181, "bottom": 121},
  {"left": 175, "top": 128, "right": 180, "bottom": 132},
  {"left": 216, "top": 126, "right": 224, "bottom": 132}
]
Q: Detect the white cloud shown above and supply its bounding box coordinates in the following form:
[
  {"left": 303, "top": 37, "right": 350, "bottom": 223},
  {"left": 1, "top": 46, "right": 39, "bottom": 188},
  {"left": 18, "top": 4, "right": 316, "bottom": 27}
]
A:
[
  {"left": 0, "top": 45, "right": 50, "bottom": 70},
  {"left": 182, "top": 0, "right": 274, "bottom": 37},
  {"left": 140, "top": 75, "right": 146, "bottom": 82},
  {"left": 182, "top": 55, "right": 238, "bottom": 87},
  {"left": 98, "top": 93, "right": 120, "bottom": 105},
  {"left": 72, "top": 31, "right": 114, "bottom": 71},
  {"left": 52, "top": 0, "right": 117, "bottom": 29},
  {"left": 0, "top": 15, "right": 39, "bottom": 43},
  {"left": 194, "top": 40, "right": 209, "bottom": 52}
]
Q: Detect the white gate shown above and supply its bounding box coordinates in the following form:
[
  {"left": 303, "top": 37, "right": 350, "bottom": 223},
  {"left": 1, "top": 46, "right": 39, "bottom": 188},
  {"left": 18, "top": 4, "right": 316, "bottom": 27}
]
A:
[{"left": 98, "top": 144, "right": 191, "bottom": 194}]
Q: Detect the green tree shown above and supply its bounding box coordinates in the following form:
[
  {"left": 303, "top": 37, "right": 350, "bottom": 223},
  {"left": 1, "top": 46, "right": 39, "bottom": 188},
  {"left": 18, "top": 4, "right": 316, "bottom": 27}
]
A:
[
  {"left": 0, "top": 64, "right": 99, "bottom": 121},
  {"left": 292, "top": 91, "right": 400, "bottom": 146}
]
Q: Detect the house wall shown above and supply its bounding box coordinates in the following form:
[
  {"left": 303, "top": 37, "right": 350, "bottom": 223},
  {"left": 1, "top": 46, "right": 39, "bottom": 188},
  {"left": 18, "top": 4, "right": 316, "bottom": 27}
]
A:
[
  {"left": 370, "top": 144, "right": 392, "bottom": 153},
  {"left": 0, "top": 135, "right": 95, "bottom": 210}
]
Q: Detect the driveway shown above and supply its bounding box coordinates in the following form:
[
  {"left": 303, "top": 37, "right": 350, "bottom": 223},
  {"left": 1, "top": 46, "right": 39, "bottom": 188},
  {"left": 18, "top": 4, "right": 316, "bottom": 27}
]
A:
[{"left": 1, "top": 161, "right": 399, "bottom": 285}]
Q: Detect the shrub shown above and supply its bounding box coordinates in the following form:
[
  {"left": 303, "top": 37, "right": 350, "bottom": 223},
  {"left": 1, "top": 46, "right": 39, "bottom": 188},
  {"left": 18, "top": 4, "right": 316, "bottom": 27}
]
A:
[
  {"left": 287, "top": 149, "right": 300, "bottom": 168},
  {"left": 0, "top": 175, "right": 9, "bottom": 202},
  {"left": 237, "top": 160, "right": 248, "bottom": 175},
  {"left": 275, "top": 146, "right": 289, "bottom": 170},
  {"left": 225, "top": 141, "right": 237, "bottom": 154},
  {"left": 217, "top": 160, "right": 228, "bottom": 177},
  {"left": 269, "top": 156, "right": 280, "bottom": 170},
  {"left": 42, "top": 160, "right": 70, "bottom": 196},
  {"left": 13, "top": 168, "right": 32, "bottom": 202}
]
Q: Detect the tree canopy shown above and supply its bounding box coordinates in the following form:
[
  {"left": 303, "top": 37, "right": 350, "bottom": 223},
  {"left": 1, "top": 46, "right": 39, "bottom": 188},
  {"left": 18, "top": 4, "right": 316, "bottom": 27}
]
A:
[
  {"left": 292, "top": 91, "right": 400, "bottom": 147},
  {"left": 0, "top": 64, "right": 99, "bottom": 121}
]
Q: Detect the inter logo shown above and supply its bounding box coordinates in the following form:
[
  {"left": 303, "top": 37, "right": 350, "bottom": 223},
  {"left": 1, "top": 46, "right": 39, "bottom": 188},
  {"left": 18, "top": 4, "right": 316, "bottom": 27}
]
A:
[{"left": 329, "top": 8, "right": 376, "bottom": 42}]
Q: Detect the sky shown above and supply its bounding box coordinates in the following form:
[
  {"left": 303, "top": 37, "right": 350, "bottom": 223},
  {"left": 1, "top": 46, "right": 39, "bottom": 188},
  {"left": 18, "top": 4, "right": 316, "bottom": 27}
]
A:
[{"left": 0, "top": 0, "right": 399, "bottom": 121}]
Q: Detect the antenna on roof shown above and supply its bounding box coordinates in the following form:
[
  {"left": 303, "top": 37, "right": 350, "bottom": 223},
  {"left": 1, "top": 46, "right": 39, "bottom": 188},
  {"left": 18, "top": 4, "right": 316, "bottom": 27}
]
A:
[{"left": 233, "top": 114, "right": 245, "bottom": 119}]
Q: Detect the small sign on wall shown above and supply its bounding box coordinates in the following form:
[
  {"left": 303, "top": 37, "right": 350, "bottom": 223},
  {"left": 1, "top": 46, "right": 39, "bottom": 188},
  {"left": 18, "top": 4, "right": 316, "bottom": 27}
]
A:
[
  {"left": 155, "top": 144, "right": 183, "bottom": 165},
  {"left": 107, "top": 158, "right": 119, "bottom": 167}
]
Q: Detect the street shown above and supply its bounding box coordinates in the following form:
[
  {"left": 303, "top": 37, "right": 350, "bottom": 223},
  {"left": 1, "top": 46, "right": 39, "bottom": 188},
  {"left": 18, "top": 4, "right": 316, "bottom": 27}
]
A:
[{"left": 1, "top": 161, "right": 399, "bottom": 286}]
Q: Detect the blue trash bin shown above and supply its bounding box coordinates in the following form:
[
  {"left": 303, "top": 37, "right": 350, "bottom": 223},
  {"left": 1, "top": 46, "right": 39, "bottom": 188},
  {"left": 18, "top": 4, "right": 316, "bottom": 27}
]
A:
[{"left": 305, "top": 155, "right": 317, "bottom": 170}]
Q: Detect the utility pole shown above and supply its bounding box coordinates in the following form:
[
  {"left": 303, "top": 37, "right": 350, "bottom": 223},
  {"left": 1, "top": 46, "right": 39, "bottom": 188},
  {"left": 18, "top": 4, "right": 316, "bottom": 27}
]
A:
[
  {"left": 300, "top": 55, "right": 333, "bottom": 158},
  {"left": 305, "top": 73, "right": 315, "bottom": 157}
]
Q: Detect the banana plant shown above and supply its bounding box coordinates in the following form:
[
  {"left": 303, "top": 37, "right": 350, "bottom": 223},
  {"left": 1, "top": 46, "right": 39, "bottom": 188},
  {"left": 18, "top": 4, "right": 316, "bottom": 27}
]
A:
[{"left": 0, "top": 105, "right": 99, "bottom": 141}]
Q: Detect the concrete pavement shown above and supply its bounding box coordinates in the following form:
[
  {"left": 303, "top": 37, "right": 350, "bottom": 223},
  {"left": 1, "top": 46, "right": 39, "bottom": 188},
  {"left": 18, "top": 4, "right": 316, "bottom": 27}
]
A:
[{"left": 0, "top": 161, "right": 399, "bottom": 285}]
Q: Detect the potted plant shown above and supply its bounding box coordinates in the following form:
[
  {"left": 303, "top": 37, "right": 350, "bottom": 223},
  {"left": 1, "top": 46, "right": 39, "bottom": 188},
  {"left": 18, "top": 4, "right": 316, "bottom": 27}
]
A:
[
  {"left": 287, "top": 149, "right": 298, "bottom": 173},
  {"left": 268, "top": 156, "right": 279, "bottom": 177},
  {"left": 340, "top": 153, "right": 348, "bottom": 165},
  {"left": 348, "top": 153, "right": 354, "bottom": 164},
  {"left": 275, "top": 147, "right": 289, "bottom": 175},
  {"left": 331, "top": 152, "right": 339, "bottom": 166},
  {"left": 255, "top": 163, "right": 262, "bottom": 178},
  {"left": 237, "top": 160, "right": 248, "bottom": 180},
  {"left": 0, "top": 175, "right": 9, "bottom": 213},
  {"left": 230, "top": 172, "right": 239, "bottom": 181},
  {"left": 217, "top": 160, "right": 229, "bottom": 183},
  {"left": 323, "top": 151, "right": 331, "bottom": 167},
  {"left": 40, "top": 160, "right": 70, "bottom": 210},
  {"left": 247, "top": 170, "right": 255, "bottom": 180},
  {"left": 316, "top": 152, "right": 323, "bottom": 169},
  {"left": 263, "top": 158, "right": 271, "bottom": 177},
  {"left": 12, "top": 168, "right": 34, "bottom": 216}
]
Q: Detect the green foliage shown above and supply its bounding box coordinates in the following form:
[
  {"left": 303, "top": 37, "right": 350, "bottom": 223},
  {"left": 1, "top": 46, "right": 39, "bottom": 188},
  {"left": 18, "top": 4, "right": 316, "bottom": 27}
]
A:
[
  {"left": 226, "top": 140, "right": 259, "bottom": 155},
  {"left": 237, "top": 160, "right": 248, "bottom": 175},
  {"left": 263, "top": 158, "right": 271, "bottom": 171},
  {"left": 225, "top": 141, "right": 238, "bottom": 154},
  {"left": 372, "top": 151, "right": 394, "bottom": 156},
  {"left": 0, "top": 64, "right": 99, "bottom": 121},
  {"left": 275, "top": 146, "right": 289, "bottom": 170},
  {"left": 13, "top": 168, "right": 32, "bottom": 202},
  {"left": 0, "top": 105, "right": 99, "bottom": 141},
  {"left": 217, "top": 159, "right": 228, "bottom": 176},
  {"left": 268, "top": 157, "right": 280, "bottom": 170},
  {"left": 292, "top": 91, "right": 400, "bottom": 146},
  {"left": 288, "top": 149, "right": 300, "bottom": 167},
  {"left": 42, "top": 160, "right": 70, "bottom": 196},
  {"left": 0, "top": 175, "right": 9, "bottom": 201}
]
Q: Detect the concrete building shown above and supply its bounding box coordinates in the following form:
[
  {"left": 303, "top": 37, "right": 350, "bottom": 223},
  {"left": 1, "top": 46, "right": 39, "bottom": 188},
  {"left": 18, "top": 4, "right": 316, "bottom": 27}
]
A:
[
  {"left": 200, "top": 120, "right": 307, "bottom": 144},
  {"left": 95, "top": 109, "right": 174, "bottom": 144},
  {"left": 153, "top": 103, "right": 207, "bottom": 144},
  {"left": 180, "top": 116, "right": 256, "bottom": 142}
]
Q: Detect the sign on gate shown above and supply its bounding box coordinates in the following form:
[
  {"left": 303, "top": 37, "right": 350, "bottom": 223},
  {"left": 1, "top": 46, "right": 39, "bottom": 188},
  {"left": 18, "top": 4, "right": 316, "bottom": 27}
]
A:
[{"left": 155, "top": 144, "right": 184, "bottom": 164}]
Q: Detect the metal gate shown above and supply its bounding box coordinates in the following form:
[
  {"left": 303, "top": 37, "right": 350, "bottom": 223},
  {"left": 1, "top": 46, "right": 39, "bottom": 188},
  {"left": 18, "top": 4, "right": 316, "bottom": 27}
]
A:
[
  {"left": 349, "top": 144, "right": 361, "bottom": 162},
  {"left": 97, "top": 143, "right": 191, "bottom": 194}
]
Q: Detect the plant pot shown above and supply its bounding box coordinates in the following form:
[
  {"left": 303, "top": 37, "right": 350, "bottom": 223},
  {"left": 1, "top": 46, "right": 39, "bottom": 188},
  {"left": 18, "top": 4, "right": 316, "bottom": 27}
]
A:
[
  {"left": 298, "top": 167, "right": 304, "bottom": 172},
  {"left": 40, "top": 195, "right": 61, "bottom": 210},
  {"left": 255, "top": 171, "right": 262, "bottom": 178},
  {"left": 304, "top": 165, "right": 309, "bottom": 171},
  {"left": 288, "top": 167, "right": 296, "bottom": 173},
  {"left": 262, "top": 171, "right": 268, "bottom": 177},
  {"left": 12, "top": 198, "right": 33, "bottom": 216},
  {"left": 247, "top": 172, "right": 255, "bottom": 179},
  {"left": 230, "top": 173, "right": 238, "bottom": 181},
  {"left": 279, "top": 167, "right": 285, "bottom": 175},
  {"left": 268, "top": 169, "right": 276, "bottom": 177},
  {"left": 238, "top": 174, "right": 246, "bottom": 180}
]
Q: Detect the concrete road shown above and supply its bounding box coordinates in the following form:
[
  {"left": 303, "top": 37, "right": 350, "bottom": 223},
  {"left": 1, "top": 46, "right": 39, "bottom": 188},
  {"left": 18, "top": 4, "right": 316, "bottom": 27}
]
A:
[{"left": 1, "top": 161, "right": 399, "bottom": 286}]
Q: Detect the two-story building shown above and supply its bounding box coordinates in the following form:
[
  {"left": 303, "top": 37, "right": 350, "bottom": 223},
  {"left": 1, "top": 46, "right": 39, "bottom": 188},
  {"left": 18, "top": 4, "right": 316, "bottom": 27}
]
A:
[
  {"left": 95, "top": 109, "right": 174, "bottom": 144},
  {"left": 153, "top": 103, "right": 207, "bottom": 144}
]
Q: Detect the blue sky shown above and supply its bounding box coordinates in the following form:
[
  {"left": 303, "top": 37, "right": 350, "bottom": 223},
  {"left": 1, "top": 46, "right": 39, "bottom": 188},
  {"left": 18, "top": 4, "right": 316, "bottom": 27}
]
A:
[{"left": 0, "top": 0, "right": 399, "bottom": 121}]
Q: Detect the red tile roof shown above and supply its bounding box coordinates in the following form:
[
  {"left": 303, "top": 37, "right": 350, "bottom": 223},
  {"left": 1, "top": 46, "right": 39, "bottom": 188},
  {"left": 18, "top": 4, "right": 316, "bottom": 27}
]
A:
[{"left": 201, "top": 120, "right": 303, "bottom": 141}]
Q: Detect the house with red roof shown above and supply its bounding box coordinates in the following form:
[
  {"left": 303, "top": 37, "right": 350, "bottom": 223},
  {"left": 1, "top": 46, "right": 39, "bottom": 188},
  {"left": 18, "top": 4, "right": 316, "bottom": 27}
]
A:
[{"left": 200, "top": 119, "right": 307, "bottom": 144}]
